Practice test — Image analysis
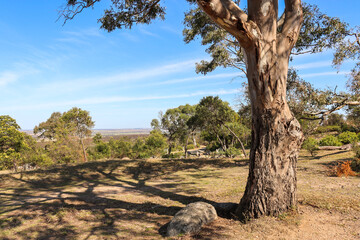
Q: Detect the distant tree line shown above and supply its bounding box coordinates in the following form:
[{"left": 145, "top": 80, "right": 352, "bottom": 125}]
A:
[{"left": 1, "top": 94, "right": 360, "bottom": 172}]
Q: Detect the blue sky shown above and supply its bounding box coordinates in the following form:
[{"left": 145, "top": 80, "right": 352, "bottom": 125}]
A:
[{"left": 0, "top": 0, "right": 358, "bottom": 130}]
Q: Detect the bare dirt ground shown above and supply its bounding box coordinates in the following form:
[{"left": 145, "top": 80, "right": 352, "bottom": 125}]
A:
[{"left": 0, "top": 150, "right": 359, "bottom": 239}]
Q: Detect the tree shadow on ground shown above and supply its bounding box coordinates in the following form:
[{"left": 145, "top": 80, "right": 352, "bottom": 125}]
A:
[
  {"left": 312, "top": 150, "right": 349, "bottom": 160},
  {"left": 0, "top": 158, "right": 243, "bottom": 239}
]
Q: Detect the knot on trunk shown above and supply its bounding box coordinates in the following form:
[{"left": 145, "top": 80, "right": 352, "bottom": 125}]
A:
[{"left": 287, "top": 118, "right": 304, "bottom": 143}]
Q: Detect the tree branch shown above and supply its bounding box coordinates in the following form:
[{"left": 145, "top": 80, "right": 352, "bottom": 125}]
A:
[
  {"left": 302, "top": 98, "right": 360, "bottom": 123},
  {"left": 58, "top": 0, "right": 101, "bottom": 25},
  {"left": 277, "top": 11, "right": 285, "bottom": 31},
  {"left": 278, "top": 0, "right": 303, "bottom": 54},
  {"left": 223, "top": 124, "right": 247, "bottom": 157},
  {"left": 196, "top": 0, "right": 256, "bottom": 48}
]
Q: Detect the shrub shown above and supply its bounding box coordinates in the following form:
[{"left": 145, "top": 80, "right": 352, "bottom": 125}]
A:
[
  {"left": 337, "top": 131, "right": 358, "bottom": 144},
  {"left": 302, "top": 137, "right": 319, "bottom": 157},
  {"left": 0, "top": 150, "right": 21, "bottom": 170},
  {"left": 315, "top": 125, "right": 341, "bottom": 134},
  {"left": 358, "top": 132, "right": 360, "bottom": 141},
  {"left": 88, "top": 142, "right": 111, "bottom": 160},
  {"left": 109, "top": 139, "right": 132, "bottom": 159},
  {"left": 145, "top": 130, "right": 167, "bottom": 157},
  {"left": 30, "top": 154, "right": 53, "bottom": 168},
  {"left": 225, "top": 147, "right": 242, "bottom": 158},
  {"left": 47, "top": 138, "right": 81, "bottom": 164},
  {"left": 319, "top": 135, "right": 342, "bottom": 146},
  {"left": 186, "top": 144, "right": 195, "bottom": 150},
  {"left": 332, "top": 161, "right": 356, "bottom": 177},
  {"left": 341, "top": 123, "right": 357, "bottom": 133}
]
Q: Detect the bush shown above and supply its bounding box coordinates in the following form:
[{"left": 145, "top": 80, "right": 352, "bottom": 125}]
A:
[
  {"left": 315, "top": 125, "right": 341, "bottom": 134},
  {"left": 88, "top": 142, "right": 111, "bottom": 160},
  {"left": 109, "top": 139, "right": 132, "bottom": 159},
  {"left": 302, "top": 137, "right": 319, "bottom": 156},
  {"left": 225, "top": 147, "right": 242, "bottom": 158},
  {"left": 337, "top": 131, "right": 358, "bottom": 144},
  {"left": 332, "top": 161, "right": 356, "bottom": 177},
  {"left": 145, "top": 130, "right": 167, "bottom": 157},
  {"left": 186, "top": 144, "right": 195, "bottom": 150},
  {"left": 29, "top": 154, "right": 53, "bottom": 168},
  {"left": 0, "top": 150, "right": 20, "bottom": 170},
  {"left": 341, "top": 123, "right": 357, "bottom": 133},
  {"left": 319, "top": 135, "right": 342, "bottom": 146},
  {"left": 358, "top": 132, "right": 360, "bottom": 141},
  {"left": 46, "top": 138, "right": 81, "bottom": 164}
]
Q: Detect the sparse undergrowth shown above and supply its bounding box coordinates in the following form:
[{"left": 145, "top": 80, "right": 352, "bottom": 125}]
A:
[{"left": 0, "top": 150, "right": 359, "bottom": 239}]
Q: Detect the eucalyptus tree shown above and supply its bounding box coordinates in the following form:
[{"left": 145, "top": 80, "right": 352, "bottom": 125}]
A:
[
  {"left": 34, "top": 112, "right": 65, "bottom": 140},
  {"left": 333, "top": 27, "right": 360, "bottom": 130},
  {"left": 60, "top": 0, "right": 350, "bottom": 219},
  {"left": 154, "top": 104, "right": 196, "bottom": 156},
  {"left": 62, "top": 107, "right": 95, "bottom": 162},
  {"left": 35, "top": 107, "right": 94, "bottom": 162}
]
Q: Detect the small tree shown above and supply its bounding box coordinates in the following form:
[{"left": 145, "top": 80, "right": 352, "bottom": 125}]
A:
[
  {"left": 302, "top": 137, "right": 319, "bottom": 157},
  {"left": 154, "top": 104, "right": 196, "bottom": 157},
  {"left": 192, "top": 96, "right": 247, "bottom": 156},
  {"left": 62, "top": 107, "right": 95, "bottom": 162},
  {"left": 34, "top": 108, "right": 95, "bottom": 163},
  {"left": 34, "top": 112, "right": 64, "bottom": 140},
  {"left": 145, "top": 130, "right": 168, "bottom": 157}
]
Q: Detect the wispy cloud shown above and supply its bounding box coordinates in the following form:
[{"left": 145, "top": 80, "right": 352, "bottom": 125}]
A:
[
  {"left": 160, "top": 25, "right": 182, "bottom": 36},
  {"left": 56, "top": 28, "right": 104, "bottom": 45},
  {"left": 3, "top": 89, "right": 240, "bottom": 111},
  {"left": 301, "top": 71, "right": 350, "bottom": 78},
  {"left": 145, "top": 72, "right": 244, "bottom": 86},
  {"left": 0, "top": 66, "right": 40, "bottom": 87},
  {"left": 139, "top": 27, "right": 161, "bottom": 38},
  {"left": 0, "top": 71, "right": 19, "bottom": 86},
  {"left": 37, "top": 59, "right": 200, "bottom": 92},
  {"left": 293, "top": 60, "right": 333, "bottom": 70}
]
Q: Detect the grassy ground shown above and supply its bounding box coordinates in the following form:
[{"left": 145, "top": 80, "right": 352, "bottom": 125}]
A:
[{"left": 0, "top": 150, "right": 359, "bottom": 239}]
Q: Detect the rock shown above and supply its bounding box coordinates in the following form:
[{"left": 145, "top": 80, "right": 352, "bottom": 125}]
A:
[{"left": 166, "top": 202, "right": 217, "bottom": 237}]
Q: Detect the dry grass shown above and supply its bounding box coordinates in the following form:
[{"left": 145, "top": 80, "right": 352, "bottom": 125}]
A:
[{"left": 0, "top": 150, "right": 359, "bottom": 239}]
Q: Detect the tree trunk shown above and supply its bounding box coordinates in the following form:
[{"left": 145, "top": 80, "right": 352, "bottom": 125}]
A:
[
  {"left": 224, "top": 124, "right": 247, "bottom": 157},
  {"left": 235, "top": 55, "right": 304, "bottom": 218},
  {"left": 216, "top": 133, "right": 227, "bottom": 151},
  {"left": 80, "top": 138, "right": 88, "bottom": 162},
  {"left": 192, "top": 133, "right": 197, "bottom": 148},
  {"left": 197, "top": 0, "right": 304, "bottom": 219},
  {"left": 184, "top": 137, "right": 189, "bottom": 158},
  {"left": 168, "top": 144, "right": 172, "bottom": 156}
]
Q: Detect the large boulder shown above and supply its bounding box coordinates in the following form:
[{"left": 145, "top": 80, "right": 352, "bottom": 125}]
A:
[{"left": 166, "top": 202, "right": 217, "bottom": 237}]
